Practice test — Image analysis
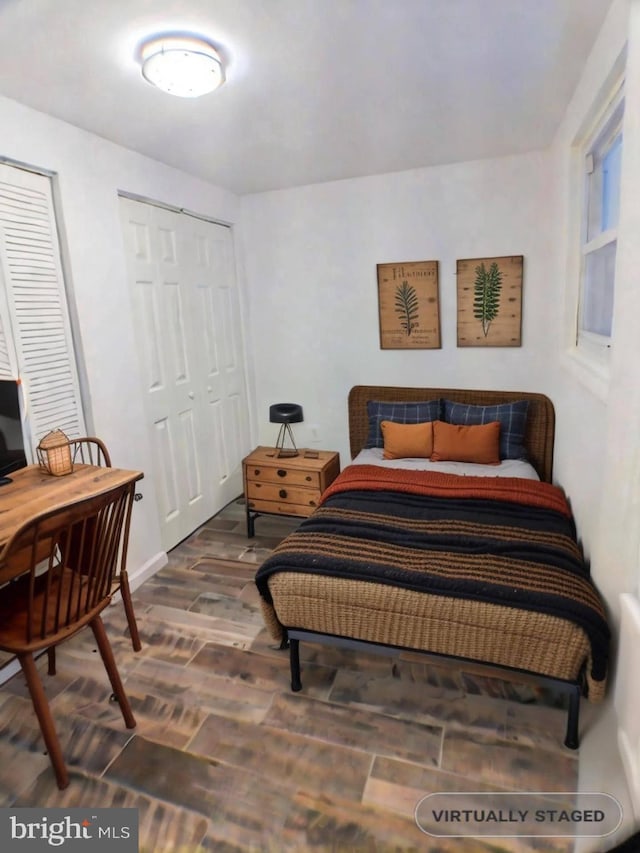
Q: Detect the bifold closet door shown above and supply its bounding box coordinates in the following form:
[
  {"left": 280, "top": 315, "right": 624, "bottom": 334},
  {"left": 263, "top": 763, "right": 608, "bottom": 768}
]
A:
[
  {"left": 119, "top": 197, "right": 249, "bottom": 550},
  {"left": 0, "top": 163, "right": 86, "bottom": 451}
]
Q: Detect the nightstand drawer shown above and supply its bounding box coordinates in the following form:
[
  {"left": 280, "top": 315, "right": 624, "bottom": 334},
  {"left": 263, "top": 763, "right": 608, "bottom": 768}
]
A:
[
  {"left": 246, "top": 465, "right": 320, "bottom": 489},
  {"left": 246, "top": 497, "right": 317, "bottom": 518},
  {"left": 246, "top": 481, "right": 321, "bottom": 509}
]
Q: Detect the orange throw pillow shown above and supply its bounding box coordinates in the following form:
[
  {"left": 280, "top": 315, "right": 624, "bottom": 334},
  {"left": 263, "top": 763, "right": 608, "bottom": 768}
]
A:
[
  {"left": 380, "top": 420, "right": 434, "bottom": 459},
  {"left": 431, "top": 420, "right": 501, "bottom": 464}
]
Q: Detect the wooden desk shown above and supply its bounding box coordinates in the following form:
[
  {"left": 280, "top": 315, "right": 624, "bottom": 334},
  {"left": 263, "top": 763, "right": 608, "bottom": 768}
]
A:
[{"left": 0, "top": 464, "right": 144, "bottom": 549}]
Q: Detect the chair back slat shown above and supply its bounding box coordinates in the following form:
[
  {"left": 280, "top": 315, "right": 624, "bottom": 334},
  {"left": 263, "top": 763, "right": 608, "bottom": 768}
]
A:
[{"left": 68, "top": 437, "right": 112, "bottom": 468}]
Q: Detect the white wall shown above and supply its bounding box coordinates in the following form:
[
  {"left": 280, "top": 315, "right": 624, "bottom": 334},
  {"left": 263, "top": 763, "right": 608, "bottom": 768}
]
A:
[
  {"left": 548, "top": 0, "right": 631, "bottom": 593},
  {"left": 538, "top": 0, "right": 638, "bottom": 845},
  {"left": 0, "top": 93, "right": 241, "bottom": 578},
  {"left": 241, "top": 150, "right": 555, "bottom": 468}
]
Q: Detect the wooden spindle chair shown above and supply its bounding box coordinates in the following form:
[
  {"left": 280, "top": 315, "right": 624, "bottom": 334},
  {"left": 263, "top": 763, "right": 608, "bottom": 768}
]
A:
[
  {"left": 0, "top": 482, "right": 137, "bottom": 789},
  {"left": 68, "top": 436, "right": 111, "bottom": 468},
  {"left": 63, "top": 437, "right": 141, "bottom": 654}
]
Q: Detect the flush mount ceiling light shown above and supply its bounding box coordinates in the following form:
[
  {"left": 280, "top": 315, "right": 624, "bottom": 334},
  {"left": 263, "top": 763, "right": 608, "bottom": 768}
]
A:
[{"left": 140, "top": 35, "right": 225, "bottom": 98}]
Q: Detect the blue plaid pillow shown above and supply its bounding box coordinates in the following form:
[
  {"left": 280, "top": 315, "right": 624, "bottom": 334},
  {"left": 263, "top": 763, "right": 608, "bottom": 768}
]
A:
[
  {"left": 442, "top": 399, "right": 529, "bottom": 460},
  {"left": 365, "top": 399, "right": 442, "bottom": 449}
]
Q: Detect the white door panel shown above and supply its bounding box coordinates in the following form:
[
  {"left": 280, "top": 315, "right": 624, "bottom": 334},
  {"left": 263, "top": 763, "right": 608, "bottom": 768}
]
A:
[
  {"left": 120, "top": 197, "right": 248, "bottom": 550},
  {"left": 153, "top": 417, "right": 180, "bottom": 523}
]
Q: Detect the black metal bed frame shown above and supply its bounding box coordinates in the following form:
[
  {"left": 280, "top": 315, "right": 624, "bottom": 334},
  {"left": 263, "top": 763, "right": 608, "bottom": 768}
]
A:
[{"left": 284, "top": 628, "right": 584, "bottom": 750}]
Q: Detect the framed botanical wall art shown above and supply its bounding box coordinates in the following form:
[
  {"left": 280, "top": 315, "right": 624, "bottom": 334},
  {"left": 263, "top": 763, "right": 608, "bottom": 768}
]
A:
[
  {"left": 377, "top": 260, "right": 441, "bottom": 349},
  {"left": 456, "top": 255, "right": 523, "bottom": 347}
]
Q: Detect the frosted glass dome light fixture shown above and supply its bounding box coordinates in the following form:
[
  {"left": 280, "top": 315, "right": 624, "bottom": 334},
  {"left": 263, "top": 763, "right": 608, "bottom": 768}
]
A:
[{"left": 140, "top": 35, "right": 225, "bottom": 98}]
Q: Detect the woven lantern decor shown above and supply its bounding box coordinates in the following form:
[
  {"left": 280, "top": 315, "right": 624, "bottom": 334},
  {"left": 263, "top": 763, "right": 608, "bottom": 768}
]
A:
[{"left": 37, "top": 429, "right": 74, "bottom": 476}]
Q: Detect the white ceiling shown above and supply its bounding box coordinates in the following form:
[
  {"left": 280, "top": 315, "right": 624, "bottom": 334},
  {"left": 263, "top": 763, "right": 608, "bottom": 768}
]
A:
[{"left": 0, "top": 0, "right": 614, "bottom": 195}]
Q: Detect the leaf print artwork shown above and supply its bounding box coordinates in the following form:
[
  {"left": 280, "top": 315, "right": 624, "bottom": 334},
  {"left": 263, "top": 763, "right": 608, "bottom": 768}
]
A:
[
  {"left": 394, "top": 281, "right": 419, "bottom": 336},
  {"left": 377, "top": 260, "right": 441, "bottom": 349},
  {"left": 456, "top": 255, "right": 522, "bottom": 347},
  {"left": 473, "top": 261, "right": 502, "bottom": 337}
]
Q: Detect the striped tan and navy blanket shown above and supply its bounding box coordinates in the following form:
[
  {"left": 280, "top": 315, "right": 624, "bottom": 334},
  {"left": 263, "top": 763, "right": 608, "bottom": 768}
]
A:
[{"left": 255, "top": 465, "right": 609, "bottom": 688}]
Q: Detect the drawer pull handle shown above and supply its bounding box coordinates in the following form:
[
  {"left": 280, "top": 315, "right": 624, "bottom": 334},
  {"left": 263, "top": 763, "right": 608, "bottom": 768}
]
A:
[
  {"left": 309, "top": 499, "right": 317, "bottom": 506},
  {"left": 305, "top": 475, "right": 312, "bottom": 481},
  {"left": 253, "top": 468, "right": 261, "bottom": 475},
  {"left": 277, "top": 469, "right": 287, "bottom": 478},
  {"left": 279, "top": 489, "right": 288, "bottom": 499}
]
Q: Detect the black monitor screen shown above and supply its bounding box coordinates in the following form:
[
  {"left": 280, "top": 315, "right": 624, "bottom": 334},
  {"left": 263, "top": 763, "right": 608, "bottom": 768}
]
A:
[{"left": 0, "top": 379, "right": 27, "bottom": 483}]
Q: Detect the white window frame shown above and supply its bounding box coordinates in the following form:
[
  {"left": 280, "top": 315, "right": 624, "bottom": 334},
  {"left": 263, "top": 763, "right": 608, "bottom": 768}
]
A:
[{"left": 573, "top": 78, "right": 624, "bottom": 374}]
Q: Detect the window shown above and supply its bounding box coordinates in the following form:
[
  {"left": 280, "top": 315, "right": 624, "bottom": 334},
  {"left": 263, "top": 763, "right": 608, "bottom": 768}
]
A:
[{"left": 577, "top": 85, "right": 624, "bottom": 352}]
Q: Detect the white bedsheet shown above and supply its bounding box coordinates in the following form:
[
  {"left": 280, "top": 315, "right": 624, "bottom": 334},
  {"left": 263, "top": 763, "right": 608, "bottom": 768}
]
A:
[{"left": 351, "top": 448, "right": 540, "bottom": 480}]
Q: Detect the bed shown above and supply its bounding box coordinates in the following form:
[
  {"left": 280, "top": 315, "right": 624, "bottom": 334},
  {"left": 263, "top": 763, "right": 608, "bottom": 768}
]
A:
[{"left": 255, "top": 385, "right": 610, "bottom": 748}]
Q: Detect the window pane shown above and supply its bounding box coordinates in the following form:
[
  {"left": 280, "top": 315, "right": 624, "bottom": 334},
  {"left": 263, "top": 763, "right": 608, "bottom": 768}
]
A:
[
  {"left": 586, "top": 156, "right": 604, "bottom": 243},
  {"left": 585, "top": 97, "right": 624, "bottom": 243},
  {"left": 582, "top": 241, "right": 616, "bottom": 337},
  {"left": 602, "top": 132, "right": 622, "bottom": 231}
]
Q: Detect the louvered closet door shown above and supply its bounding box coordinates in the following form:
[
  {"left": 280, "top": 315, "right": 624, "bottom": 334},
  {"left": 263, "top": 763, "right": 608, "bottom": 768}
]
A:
[
  {"left": 119, "top": 197, "right": 249, "bottom": 551},
  {"left": 0, "top": 164, "right": 86, "bottom": 451}
]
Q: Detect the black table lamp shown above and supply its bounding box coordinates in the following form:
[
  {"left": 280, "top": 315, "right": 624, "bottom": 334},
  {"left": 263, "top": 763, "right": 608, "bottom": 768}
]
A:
[{"left": 269, "top": 403, "right": 303, "bottom": 458}]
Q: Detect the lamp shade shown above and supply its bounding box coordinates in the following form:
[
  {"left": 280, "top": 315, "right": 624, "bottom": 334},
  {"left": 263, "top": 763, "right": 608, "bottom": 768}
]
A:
[
  {"left": 37, "top": 429, "right": 74, "bottom": 476},
  {"left": 269, "top": 403, "right": 303, "bottom": 424}
]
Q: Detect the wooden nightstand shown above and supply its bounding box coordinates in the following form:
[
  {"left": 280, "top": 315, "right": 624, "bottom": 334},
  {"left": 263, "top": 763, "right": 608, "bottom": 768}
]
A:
[{"left": 243, "top": 446, "right": 340, "bottom": 537}]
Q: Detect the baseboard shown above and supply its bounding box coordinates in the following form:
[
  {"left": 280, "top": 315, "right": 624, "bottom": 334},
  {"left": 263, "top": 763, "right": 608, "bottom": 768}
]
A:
[
  {"left": 127, "top": 551, "right": 168, "bottom": 593},
  {"left": 615, "top": 593, "right": 640, "bottom": 822},
  {"left": 618, "top": 730, "right": 640, "bottom": 823},
  {"left": 109, "top": 550, "right": 168, "bottom": 604},
  {"left": 0, "top": 655, "right": 24, "bottom": 686}
]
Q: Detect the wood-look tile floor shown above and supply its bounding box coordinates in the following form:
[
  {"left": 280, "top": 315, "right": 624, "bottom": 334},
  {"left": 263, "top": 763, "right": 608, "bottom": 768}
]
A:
[{"left": 0, "top": 498, "right": 589, "bottom": 852}]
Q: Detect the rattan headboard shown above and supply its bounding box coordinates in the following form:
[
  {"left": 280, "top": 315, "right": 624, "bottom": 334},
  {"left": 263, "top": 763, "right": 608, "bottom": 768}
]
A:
[{"left": 348, "top": 385, "right": 555, "bottom": 483}]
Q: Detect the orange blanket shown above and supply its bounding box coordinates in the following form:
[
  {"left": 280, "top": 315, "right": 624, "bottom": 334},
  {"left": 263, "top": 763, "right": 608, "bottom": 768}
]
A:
[{"left": 320, "top": 465, "right": 572, "bottom": 518}]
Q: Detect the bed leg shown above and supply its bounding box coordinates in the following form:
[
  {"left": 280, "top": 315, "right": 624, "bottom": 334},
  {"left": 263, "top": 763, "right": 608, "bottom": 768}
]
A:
[
  {"left": 289, "top": 638, "right": 302, "bottom": 692},
  {"left": 564, "top": 686, "right": 580, "bottom": 750}
]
